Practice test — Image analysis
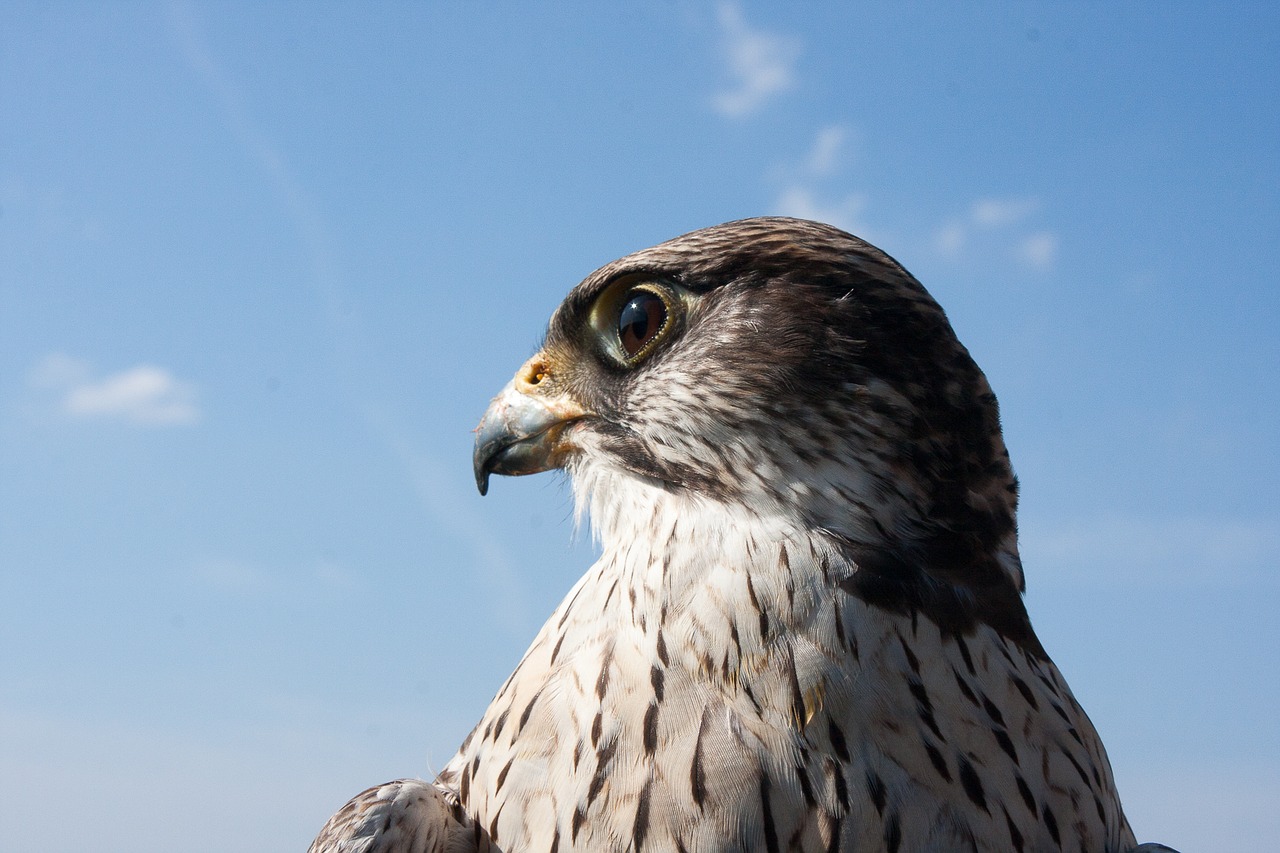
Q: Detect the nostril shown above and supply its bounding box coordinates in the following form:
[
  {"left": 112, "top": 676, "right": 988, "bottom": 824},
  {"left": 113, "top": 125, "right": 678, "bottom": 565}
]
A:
[{"left": 521, "top": 359, "right": 550, "bottom": 387}]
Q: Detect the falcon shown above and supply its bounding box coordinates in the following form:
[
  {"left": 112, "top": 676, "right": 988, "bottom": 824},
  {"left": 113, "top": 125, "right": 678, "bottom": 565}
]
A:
[{"left": 311, "top": 218, "right": 1177, "bottom": 853}]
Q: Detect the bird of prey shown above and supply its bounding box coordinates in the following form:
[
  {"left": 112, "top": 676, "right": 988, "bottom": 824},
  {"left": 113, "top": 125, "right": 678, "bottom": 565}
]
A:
[{"left": 311, "top": 218, "right": 1176, "bottom": 853}]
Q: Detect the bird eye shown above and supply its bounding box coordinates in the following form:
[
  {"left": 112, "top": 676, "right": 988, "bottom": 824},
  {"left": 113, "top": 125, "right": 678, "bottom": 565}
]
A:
[
  {"left": 586, "top": 278, "right": 685, "bottom": 366},
  {"left": 617, "top": 290, "right": 668, "bottom": 358}
]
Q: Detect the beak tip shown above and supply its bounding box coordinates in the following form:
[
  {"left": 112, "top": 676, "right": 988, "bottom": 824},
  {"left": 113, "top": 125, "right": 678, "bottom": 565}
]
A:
[{"left": 473, "top": 376, "right": 578, "bottom": 496}]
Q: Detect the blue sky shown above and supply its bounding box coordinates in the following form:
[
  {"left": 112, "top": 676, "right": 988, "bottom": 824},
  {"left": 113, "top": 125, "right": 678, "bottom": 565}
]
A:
[{"left": 1, "top": 3, "right": 1276, "bottom": 850}]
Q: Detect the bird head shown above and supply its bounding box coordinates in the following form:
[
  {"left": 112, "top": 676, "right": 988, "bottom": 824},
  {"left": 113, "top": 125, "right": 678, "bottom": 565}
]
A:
[{"left": 474, "top": 218, "right": 1033, "bottom": 638}]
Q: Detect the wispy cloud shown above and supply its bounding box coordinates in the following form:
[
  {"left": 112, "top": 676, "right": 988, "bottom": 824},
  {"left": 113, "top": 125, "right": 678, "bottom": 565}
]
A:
[
  {"left": 773, "top": 124, "right": 868, "bottom": 237},
  {"left": 30, "top": 354, "right": 200, "bottom": 426},
  {"left": 712, "top": 2, "right": 801, "bottom": 118},
  {"left": 803, "top": 125, "right": 848, "bottom": 176},
  {"left": 1018, "top": 231, "right": 1058, "bottom": 268},
  {"left": 935, "top": 196, "right": 1056, "bottom": 270},
  {"left": 776, "top": 186, "right": 867, "bottom": 238},
  {"left": 970, "top": 197, "right": 1039, "bottom": 228},
  {"left": 166, "top": 1, "right": 343, "bottom": 317}
]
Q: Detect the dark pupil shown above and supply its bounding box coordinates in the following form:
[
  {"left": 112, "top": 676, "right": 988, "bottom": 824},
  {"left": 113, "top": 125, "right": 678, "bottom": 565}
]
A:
[{"left": 618, "top": 291, "right": 666, "bottom": 357}]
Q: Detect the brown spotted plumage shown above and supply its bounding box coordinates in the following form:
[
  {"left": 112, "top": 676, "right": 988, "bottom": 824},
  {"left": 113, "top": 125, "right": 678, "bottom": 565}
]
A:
[{"left": 310, "top": 218, "right": 1177, "bottom": 853}]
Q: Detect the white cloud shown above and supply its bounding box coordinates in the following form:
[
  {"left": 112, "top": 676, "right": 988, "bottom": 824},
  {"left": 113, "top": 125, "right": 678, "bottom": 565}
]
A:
[
  {"left": 933, "top": 196, "right": 1056, "bottom": 270},
  {"left": 970, "top": 196, "right": 1039, "bottom": 228},
  {"left": 934, "top": 221, "right": 967, "bottom": 257},
  {"left": 30, "top": 354, "right": 201, "bottom": 426},
  {"left": 775, "top": 185, "right": 867, "bottom": 238},
  {"left": 65, "top": 366, "right": 199, "bottom": 425},
  {"left": 804, "top": 125, "right": 848, "bottom": 176},
  {"left": 1019, "top": 230, "right": 1058, "bottom": 268},
  {"left": 28, "top": 352, "right": 93, "bottom": 388},
  {"left": 712, "top": 2, "right": 801, "bottom": 118},
  {"left": 771, "top": 125, "right": 867, "bottom": 235}
]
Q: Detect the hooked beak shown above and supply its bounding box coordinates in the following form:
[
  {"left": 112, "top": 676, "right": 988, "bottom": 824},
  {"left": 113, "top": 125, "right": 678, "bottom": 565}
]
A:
[{"left": 472, "top": 358, "right": 588, "bottom": 495}]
